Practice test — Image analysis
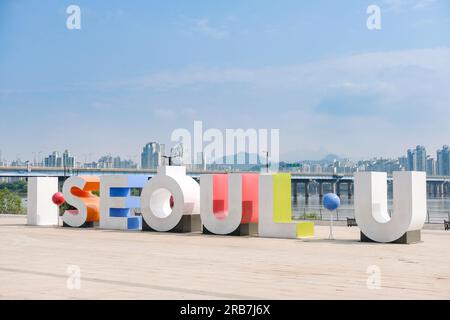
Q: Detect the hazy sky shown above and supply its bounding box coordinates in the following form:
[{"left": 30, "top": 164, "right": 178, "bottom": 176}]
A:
[{"left": 1, "top": 0, "right": 450, "bottom": 162}]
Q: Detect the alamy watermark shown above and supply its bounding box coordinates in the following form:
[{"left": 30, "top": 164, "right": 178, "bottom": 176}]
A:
[
  {"left": 366, "top": 265, "right": 382, "bottom": 290},
  {"left": 367, "top": 5, "right": 382, "bottom": 30},
  {"left": 171, "top": 121, "right": 280, "bottom": 172},
  {"left": 66, "top": 265, "right": 81, "bottom": 290},
  {"left": 64, "top": 5, "right": 380, "bottom": 32},
  {"left": 66, "top": 5, "right": 81, "bottom": 30}
]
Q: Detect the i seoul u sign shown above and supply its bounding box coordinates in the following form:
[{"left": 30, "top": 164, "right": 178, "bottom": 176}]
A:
[{"left": 27, "top": 166, "right": 427, "bottom": 244}]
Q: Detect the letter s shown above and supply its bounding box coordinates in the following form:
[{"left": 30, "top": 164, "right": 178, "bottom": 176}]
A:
[{"left": 62, "top": 176, "right": 100, "bottom": 227}]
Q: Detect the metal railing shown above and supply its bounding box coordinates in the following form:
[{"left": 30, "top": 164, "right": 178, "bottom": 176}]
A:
[{"left": 293, "top": 206, "right": 450, "bottom": 224}]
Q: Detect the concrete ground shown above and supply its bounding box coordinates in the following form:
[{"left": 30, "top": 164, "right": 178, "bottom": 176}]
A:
[{"left": 0, "top": 215, "right": 449, "bottom": 299}]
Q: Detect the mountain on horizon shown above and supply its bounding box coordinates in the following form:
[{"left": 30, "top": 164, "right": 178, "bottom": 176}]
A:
[{"left": 321, "top": 153, "right": 344, "bottom": 162}]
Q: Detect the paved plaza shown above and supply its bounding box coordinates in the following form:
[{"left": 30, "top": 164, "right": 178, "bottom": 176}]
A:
[{"left": 0, "top": 215, "right": 449, "bottom": 299}]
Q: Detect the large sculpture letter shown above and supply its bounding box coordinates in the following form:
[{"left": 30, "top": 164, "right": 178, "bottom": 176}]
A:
[
  {"left": 354, "top": 171, "right": 426, "bottom": 243},
  {"left": 62, "top": 176, "right": 100, "bottom": 228},
  {"left": 258, "top": 173, "right": 314, "bottom": 239},
  {"left": 100, "top": 175, "right": 148, "bottom": 230},
  {"left": 27, "top": 177, "right": 59, "bottom": 226},
  {"left": 200, "top": 173, "right": 259, "bottom": 235},
  {"left": 140, "top": 166, "right": 200, "bottom": 232}
]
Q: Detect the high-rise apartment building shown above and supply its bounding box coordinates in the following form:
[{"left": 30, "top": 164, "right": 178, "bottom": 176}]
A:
[
  {"left": 44, "top": 151, "right": 62, "bottom": 167},
  {"left": 62, "top": 150, "right": 75, "bottom": 168},
  {"left": 415, "top": 145, "right": 427, "bottom": 172},
  {"left": 113, "top": 156, "right": 137, "bottom": 169},
  {"left": 98, "top": 155, "right": 113, "bottom": 168},
  {"left": 437, "top": 145, "right": 450, "bottom": 176},
  {"left": 44, "top": 150, "right": 75, "bottom": 168},
  {"left": 426, "top": 157, "right": 436, "bottom": 176},
  {"left": 406, "top": 149, "right": 416, "bottom": 171},
  {"left": 406, "top": 145, "right": 427, "bottom": 172},
  {"left": 141, "top": 142, "right": 165, "bottom": 169},
  {"left": 398, "top": 156, "right": 408, "bottom": 171}
]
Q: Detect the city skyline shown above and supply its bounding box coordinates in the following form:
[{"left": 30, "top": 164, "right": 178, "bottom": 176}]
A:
[
  {"left": 1, "top": 143, "right": 450, "bottom": 177},
  {"left": 1, "top": 1, "right": 450, "bottom": 161}
]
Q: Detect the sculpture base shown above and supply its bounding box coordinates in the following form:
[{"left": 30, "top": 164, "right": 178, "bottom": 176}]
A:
[
  {"left": 203, "top": 223, "right": 258, "bottom": 236},
  {"left": 142, "top": 214, "right": 201, "bottom": 233},
  {"left": 62, "top": 221, "right": 95, "bottom": 228},
  {"left": 360, "top": 230, "right": 421, "bottom": 244}
]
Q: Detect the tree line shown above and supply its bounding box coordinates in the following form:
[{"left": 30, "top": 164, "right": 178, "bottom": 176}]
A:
[{"left": 0, "top": 181, "right": 26, "bottom": 214}]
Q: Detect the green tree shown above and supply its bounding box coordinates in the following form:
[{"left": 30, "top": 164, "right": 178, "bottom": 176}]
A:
[
  {"left": 59, "top": 201, "right": 75, "bottom": 216},
  {"left": 0, "top": 180, "right": 27, "bottom": 194},
  {"left": 0, "top": 189, "right": 24, "bottom": 214}
]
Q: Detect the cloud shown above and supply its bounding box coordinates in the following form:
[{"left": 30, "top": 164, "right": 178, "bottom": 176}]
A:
[
  {"left": 114, "top": 66, "right": 255, "bottom": 90},
  {"left": 412, "top": 0, "right": 437, "bottom": 9},
  {"left": 105, "top": 47, "right": 450, "bottom": 158},
  {"left": 153, "top": 108, "right": 176, "bottom": 120},
  {"left": 115, "top": 48, "right": 450, "bottom": 114},
  {"left": 190, "top": 18, "right": 229, "bottom": 39},
  {"left": 382, "top": 0, "right": 438, "bottom": 11},
  {"left": 108, "top": 47, "right": 450, "bottom": 125},
  {"left": 152, "top": 107, "right": 197, "bottom": 120}
]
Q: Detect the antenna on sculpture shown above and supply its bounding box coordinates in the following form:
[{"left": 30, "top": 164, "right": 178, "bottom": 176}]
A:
[{"left": 162, "top": 143, "right": 183, "bottom": 166}]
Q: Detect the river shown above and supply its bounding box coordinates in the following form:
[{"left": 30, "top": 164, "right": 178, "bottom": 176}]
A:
[{"left": 292, "top": 194, "right": 450, "bottom": 224}]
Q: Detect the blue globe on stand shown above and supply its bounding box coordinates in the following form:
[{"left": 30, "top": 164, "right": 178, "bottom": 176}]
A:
[{"left": 323, "top": 193, "right": 341, "bottom": 211}]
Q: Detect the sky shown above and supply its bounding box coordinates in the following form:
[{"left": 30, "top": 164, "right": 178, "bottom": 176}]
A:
[{"left": 1, "top": 0, "right": 450, "bottom": 163}]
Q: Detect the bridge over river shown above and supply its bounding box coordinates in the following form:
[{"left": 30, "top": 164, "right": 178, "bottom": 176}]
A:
[{"left": 1, "top": 165, "right": 450, "bottom": 197}]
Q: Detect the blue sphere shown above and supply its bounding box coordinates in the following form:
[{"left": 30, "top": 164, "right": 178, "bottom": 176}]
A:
[{"left": 323, "top": 193, "right": 341, "bottom": 211}]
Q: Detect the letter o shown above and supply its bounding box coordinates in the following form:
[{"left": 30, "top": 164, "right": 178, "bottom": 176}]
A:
[{"left": 141, "top": 175, "right": 191, "bottom": 232}]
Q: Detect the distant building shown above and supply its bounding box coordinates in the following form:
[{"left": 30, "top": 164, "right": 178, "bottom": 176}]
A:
[
  {"left": 398, "top": 156, "right": 408, "bottom": 171},
  {"left": 0, "top": 151, "right": 6, "bottom": 167},
  {"left": 82, "top": 155, "right": 137, "bottom": 169},
  {"left": 10, "top": 159, "right": 27, "bottom": 167},
  {"left": 336, "top": 159, "right": 354, "bottom": 174},
  {"left": 426, "top": 157, "right": 436, "bottom": 176},
  {"left": 96, "top": 155, "right": 136, "bottom": 169},
  {"left": 98, "top": 156, "right": 113, "bottom": 168},
  {"left": 44, "top": 150, "right": 74, "bottom": 168},
  {"left": 141, "top": 142, "right": 165, "bottom": 169},
  {"left": 299, "top": 163, "right": 311, "bottom": 173},
  {"left": 437, "top": 145, "right": 450, "bottom": 176},
  {"left": 44, "top": 152, "right": 62, "bottom": 167},
  {"left": 83, "top": 161, "right": 98, "bottom": 169},
  {"left": 407, "top": 149, "right": 415, "bottom": 171},
  {"left": 113, "top": 156, "right": 137, "bottom": 169},
  {"left": 363, "top": 158, "right": 402, "bottom": 174},
  {"left": 62, "top": 150, "right": 75, "bottom": 168},
  {"left": 406, "top": 146, "right": 427, "bottom": 172},
  {"left": 415, "top": 145, "right": 427, "bottom": 172},
  {"left": 0, "top": 150, "right": 4, "bottom": 167}
]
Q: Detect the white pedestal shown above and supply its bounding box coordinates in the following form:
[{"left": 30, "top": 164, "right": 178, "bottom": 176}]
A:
[{"left": 27, "top": 177, "right": 59, "bottom": 226}]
